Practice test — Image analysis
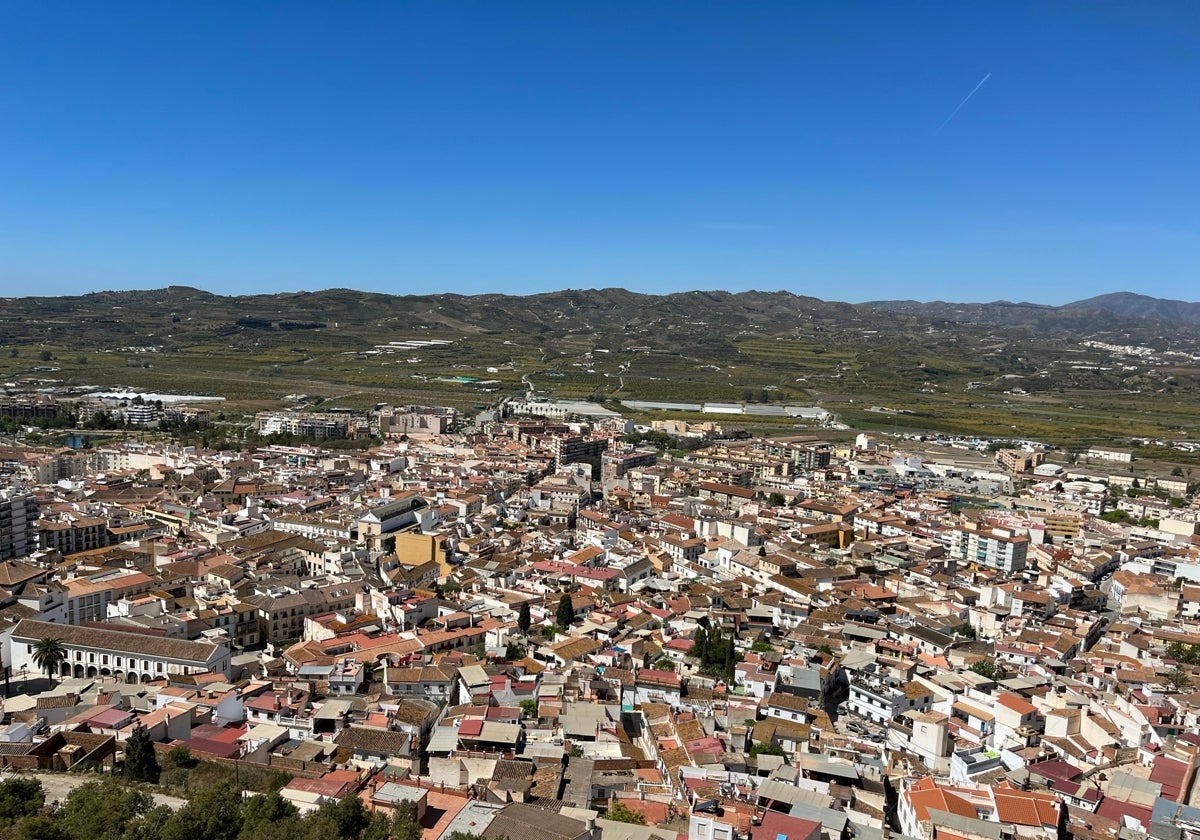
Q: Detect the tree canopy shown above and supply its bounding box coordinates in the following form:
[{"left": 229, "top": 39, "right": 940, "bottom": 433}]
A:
[
  {"left": 56, "top": 779, "right": 155, "bottom": 840},
  {"left": 1167, "top": 641, "right": 1200, "bottom": 665},
  {"left": 0, "top": 778, "right": 45, "bottom": 825},
  {"left": 124, "top": 723, "right": 161, "bottom": 784},
  {"left": 606, "top": 802, "right": 647, "bottom": 825},
  {"left": 687, "top": 624, "right": 736, "bottom": 682},
  {"left": 3, "top": 779, "right": 485, "bottom": 840},
  {"left": 556, "top": 593, "right": 574, "bottom": 629},
  {"left": 969, "top": 659, "right": 1004, "bottom": 680}
]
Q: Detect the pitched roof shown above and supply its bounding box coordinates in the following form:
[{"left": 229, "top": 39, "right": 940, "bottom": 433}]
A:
[
  {"left": 753, "top": 810, "right": 822, "bottom": 840},
  {"left": 335, "top": 725, "right": 413, "bottom": 757},
  {"left": 996, "top": 692, "right": 1038, "bottom": 716},
  {"left": 906, "top": 783, "right": 978, "bottom": 822},
  {"left": 0, "top": 561, "right": 46, "bottom": 587},
  {"left": 12, "top": 618, "right": 221, "bottom": 664},
  {"left": 482, "top": 802, "right": 587, "bottom": 840},
  {"left": 1149, "top": 755, "right": 1192, "bottom": 803},
  {"left": 993, "top": 788, "right": 1059, "bottom": 827}
]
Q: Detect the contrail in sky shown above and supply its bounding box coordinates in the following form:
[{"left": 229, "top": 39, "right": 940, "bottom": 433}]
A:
[{"left": 936, "top": 72, "right": 992, "bottom": 134}]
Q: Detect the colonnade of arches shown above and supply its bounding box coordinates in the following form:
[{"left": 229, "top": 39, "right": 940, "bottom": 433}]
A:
[{"left": 58, "top": 662, "right": 154, "bottom": 683}]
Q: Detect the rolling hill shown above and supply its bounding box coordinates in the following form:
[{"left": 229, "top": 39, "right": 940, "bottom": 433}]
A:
[{"left": 1, "top": 286, "right": 1198, "bottom": 446}]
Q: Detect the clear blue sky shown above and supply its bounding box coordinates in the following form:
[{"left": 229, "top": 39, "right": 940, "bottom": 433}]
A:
[{"left": 2, "top": 1, "right": 1197, "bottom": 303}]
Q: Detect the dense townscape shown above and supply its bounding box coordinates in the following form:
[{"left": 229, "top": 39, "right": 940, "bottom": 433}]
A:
[{"left": 1, "top": 397, "right": 1199, "bottom": 840}]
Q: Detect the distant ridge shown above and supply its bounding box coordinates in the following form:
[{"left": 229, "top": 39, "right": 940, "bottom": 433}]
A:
[
  {"left": 1060, "top": 292, "right": 1200, "bottom": 325},
  {"left": 864, "top": 292, "right": 1200, "bottom": 325},
  {"left": 2, "top": 286, "right": 1197, "bottom": 337},
  {"left": 5, "top": 285, "right": 1197, "bottom": 311}
]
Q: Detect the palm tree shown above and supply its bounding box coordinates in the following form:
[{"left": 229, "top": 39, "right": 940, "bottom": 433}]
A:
[{"left": 31, "top": 637, "right": 67, "bottom": 682}]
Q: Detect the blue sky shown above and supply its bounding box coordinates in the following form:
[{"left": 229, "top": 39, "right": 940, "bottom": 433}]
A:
[{"left": 1, "top": 1, "right": 1197, "bottom": 303}]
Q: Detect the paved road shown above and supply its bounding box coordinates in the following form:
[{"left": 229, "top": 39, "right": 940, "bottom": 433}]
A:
[{"left": 23, "top": 772, "right": 188, "bottom": 810}]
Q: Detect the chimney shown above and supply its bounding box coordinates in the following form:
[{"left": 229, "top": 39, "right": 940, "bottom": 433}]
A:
[{"left": 273, "top": 692, "right": 281, "bottom": 710}]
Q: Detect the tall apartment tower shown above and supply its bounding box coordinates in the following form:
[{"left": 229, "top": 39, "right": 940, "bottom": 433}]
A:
[{"left": 0, "top": 489, "right": 38, "bottom": 560}]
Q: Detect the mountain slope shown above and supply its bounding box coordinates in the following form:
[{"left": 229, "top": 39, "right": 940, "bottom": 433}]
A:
[{"left": 1061, "top": 292, "right": 1200, "bottom": 324}]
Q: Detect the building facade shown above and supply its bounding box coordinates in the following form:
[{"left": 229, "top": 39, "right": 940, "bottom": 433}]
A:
[
  {"left": 0, "top": 489, "right": 37, "bottom": 561},
  {"left": 8, "top": 618, "right": 231, "bottom": 682}
]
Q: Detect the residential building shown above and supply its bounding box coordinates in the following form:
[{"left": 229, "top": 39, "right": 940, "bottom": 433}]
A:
[{"left": 0, "top": 489, "right": 37, "bottom": 561}]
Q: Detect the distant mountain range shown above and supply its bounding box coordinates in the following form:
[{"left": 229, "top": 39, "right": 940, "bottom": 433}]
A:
[
  {"left": 1, "top": 287, "right": 1196, "bottom": 352},
  {"left": 864, "top": 292, "right": 1200, "bottom": 325},
  {"left": 3, "top": 285, "right": 1197, "bottom": 322}
]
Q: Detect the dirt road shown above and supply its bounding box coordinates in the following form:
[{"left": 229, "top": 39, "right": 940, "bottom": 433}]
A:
[{"left": 22, "top": 772, "right": 188, "bottom": 810}]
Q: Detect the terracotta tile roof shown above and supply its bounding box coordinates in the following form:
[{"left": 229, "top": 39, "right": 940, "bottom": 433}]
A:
[
  {"left": 481, "top": 803, "right": 587, "bottom": 840},
  {"left": 12, "top": 618, "right": 221, "bottom": 664},
  {"left": 0, "top": 561, "right": 45, "bottom": 587},
  {"left": 993, "top": 788, "right": 1060, "bottom": 827},
  {"left": 336, "top": 725, "right": 413, "bottom": 757},
  {"left": 35, "top": 693, "right": 81, "bottom": 710},
  {"left": 906, "top": 785, "right": 977, "bottom": 822},
  {"left": 996, "top": 692, "right": 1038, "bottom": 715},
  {"left": 767, "top": 692, "right": 808, "bottom": 712},
  {"left": 548, "top": 637, "right": 602, "bottom": 663}
]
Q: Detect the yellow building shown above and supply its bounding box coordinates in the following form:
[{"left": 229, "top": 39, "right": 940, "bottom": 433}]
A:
[{"left": 392, "top": 531, "right": 452, "bottom": 578}]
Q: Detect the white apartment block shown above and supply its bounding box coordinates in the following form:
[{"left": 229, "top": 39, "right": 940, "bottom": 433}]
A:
[{"left": 948, "top": 525, "right": 1028, "bottom": 573}]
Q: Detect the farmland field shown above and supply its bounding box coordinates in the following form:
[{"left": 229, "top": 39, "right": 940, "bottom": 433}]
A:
[{"left": 2, "top": 287, "right": 1199, "bottom": 451}]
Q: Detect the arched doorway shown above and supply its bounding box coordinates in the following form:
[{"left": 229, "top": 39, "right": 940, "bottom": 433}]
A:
[
  {"left": 73, "top": 664, "right": 84, "bottom": 678},
  {"left": 126, "top": 672, "right": 140, "bottom": 684},
  {"left": 86, "top": 666, "right": 97, "bottom": 678}
]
